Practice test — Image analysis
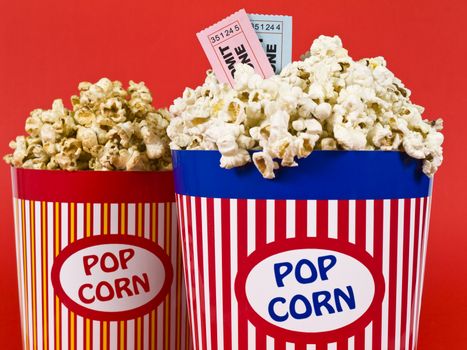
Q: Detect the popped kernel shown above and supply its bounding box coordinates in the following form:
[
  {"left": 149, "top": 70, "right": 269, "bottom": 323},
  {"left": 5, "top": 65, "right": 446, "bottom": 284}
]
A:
[
  {"left": 168, "top": 35, "right": 444, "bottom": 178},
  {"left": 5, "top": 78, "right": 172, "bottom": 171}
]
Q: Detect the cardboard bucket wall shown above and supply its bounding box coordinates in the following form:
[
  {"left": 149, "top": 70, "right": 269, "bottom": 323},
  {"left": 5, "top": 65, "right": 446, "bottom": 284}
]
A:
[
  {"left": 11, "top": 168, "right": 192, "bottom": 350},
  {"left": 172, "top": 150, "right": 433, "bottom": 350}
]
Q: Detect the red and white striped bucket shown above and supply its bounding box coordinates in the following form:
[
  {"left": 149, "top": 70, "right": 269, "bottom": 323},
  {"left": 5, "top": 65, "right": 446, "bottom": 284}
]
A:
[
  {"left": 11, "top": 168, "right": 192, "bottom": 350},
  {"left": 172, "top": 150, "right": 433, "bottom": 350}
]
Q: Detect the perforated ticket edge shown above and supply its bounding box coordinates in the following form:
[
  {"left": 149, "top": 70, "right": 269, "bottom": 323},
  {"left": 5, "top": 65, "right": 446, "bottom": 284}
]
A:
[
  {"left": 248, "top": 13, "right": 293, "bottom": 74},
  {"left": 196, "top": 8, "right": 275, "bottom": 86}
]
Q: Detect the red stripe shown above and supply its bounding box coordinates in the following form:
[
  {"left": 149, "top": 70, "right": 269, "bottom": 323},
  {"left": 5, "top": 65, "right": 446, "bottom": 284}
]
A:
[
  {"left": 414, "top": 198, "right": 430, "bottom": 348},
  {"left": 338, "top": 200, "right": 349, "bottom": 243},
  {"left": 372, "top": 200, "right": 384, "bottom": 350},
  {"left": 399, "top": 199, "right": 411, "bottom": 350},
  {"left": 295, "top": 199, "right": 308, "bottom": 350},
  {"left": 354, "top": 200, "right": 367, "bottom": 350},
  {"left": 388, "top": 200, "right": 399, "bottom": 350},
  {"left": 408, "top": 198, "right": 422, "bottom": 350},
  {"left": 334, "top": 200, "right": 349, "bottom": 349},
  {"left": 354, "top": 333, "right": 365, "bottom": 350},
  {"left": 274, "top": 200, "right": 287, "bottom": 350},
  {"left": 237, "top": 199, "right": 248, "bottom": 350},
  {"left": 178, "top": 195, "right": 189, "bottom": 349},
  {"left": 255, "top": 200, "right": 267, "bottom": 350},
  {"left": 196, "top": 197, "right": 208, "bottom": 350},
  {"left": 185, "top": 197, "right": 200, "bottom": 349}
]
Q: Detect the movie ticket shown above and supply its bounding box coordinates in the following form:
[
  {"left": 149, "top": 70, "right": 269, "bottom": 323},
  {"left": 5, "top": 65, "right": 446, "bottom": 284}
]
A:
[
  {"left": 249, "top": 14, "right": 292, "bottom": 74},
  {"left": 197, "top": 9, "right": 275, "bottom": 86}
]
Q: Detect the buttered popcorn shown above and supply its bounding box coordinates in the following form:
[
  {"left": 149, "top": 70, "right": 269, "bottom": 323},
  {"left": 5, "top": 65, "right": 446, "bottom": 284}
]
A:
[
  {"left": 168, "top": 35, "right": 444, "bottom": 178},
  {"left": 5, "top": 78, "right": 172, "bottom": 171}
]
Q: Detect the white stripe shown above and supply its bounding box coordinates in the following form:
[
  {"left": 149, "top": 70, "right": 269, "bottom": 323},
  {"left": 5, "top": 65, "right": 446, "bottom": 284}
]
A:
[
  {"left": 144, "top": 203, "right": 151, "bottom": 239},
  {"left": 13, "top": 200, "right": 25, "bottom": 347},
  {"left": 348, "top": 336, "right": 355, "bottom": 350},
  {"left": 127, "top": 203, "right": 136, "bottom": 234},
  {"left": 76, "top": 315, "right": 83, "bottom": 350},
  {"left": 24, "top": 201, "right": 33, "bottom": 350},
  {"left": 307, "top": 200, "right": 317, "bottom": 237},
  {"left": 247, "top": 199, "right": 256, "bottom": 255},
  {"left": 286, "top": 341, "right": 295, "bottom": 349},
  {"left": 230, "top": 199, "right": 238, "bottom": 350},
  {"left": 395, "top": 199, "right": 405, "bottom": 350},
  {"left": 93, "top": 203, "right": 101, "bottom": 235},
  {"left": 327, "top": 342, "right": 337, "bottom": 350},
  {"left": 201, "top": 198, "right": 212, "bottom": 350},
  {"left": 405, "top": 199, "right": 416, "bottom": 350},
  {"left": 156, "top": 204, "right": 164, "bottom": 350},
  {"left": 381, "top": 200, "right": 391, "bottom": 350},
  {"left": 143, "top": 314, "right": 150, "bottom": 350},
  {"left": 157, "top": 305, "right": 163, "bottom": 349},
  {"left": 60, "top": 203, "right": 68, "bottom": 350},
  {"left": 248, "top": 321, "right": 255, "bottom": 350},
  {"left": 108, "top": 321, "right": 117, "bottom": 350},
  {"left": 47, "top": 202, "right": 55, "bottom": 350},
  {"left": 306, "top": 345, "right": 317, "bottom": 350},
  {"left": 266, "top": 200, "right": 275, "bottom": 243},
  {"left": 77, "top": 203, "right": 84, "bottom": 239},
  {"left": 110, "top": 204, "right": 118, "bottom": 234},
  {"left": 181, "top": 196, "right": 196, "bottom": 349},
  {"left": 266, "top": 335, "right": 274, "bottom": 350},
  {"left": 328, "top": 200, "right": 338, "bottom": 239},
  {"left": 366, "top": 200, "right": 374, "bottom": 256},
  {"left": 214, "top": 198, "right": 224, "bottom": 349},
  {"left": 191, "top": 197, "right": 204, "bottom": 350},
  {"left": 158, "top": 203, "right": 165, "bottom": 246},
  {"left": 365, "top": 322, "right": 373, "bottom": 349},
  {"left": 349, "top": 200, "right": 356, "bottom": 244},
  {"left": 286, "top": 200, "right": 295, "bottom": 238},
  {"left": 92, "top": 321, "right": 100, "bottom": 349},
  {"left": 92, "top": 203, "right": 103, "bottom": 349},
  {"left": 61, "top": 203, "right": 68, "bottom": 247},
  {"left": 126, "top": 319, "right": 135, "bottom": 348},
  {"left": 34, "top": 201, "right": 43, "bottom": 349}
]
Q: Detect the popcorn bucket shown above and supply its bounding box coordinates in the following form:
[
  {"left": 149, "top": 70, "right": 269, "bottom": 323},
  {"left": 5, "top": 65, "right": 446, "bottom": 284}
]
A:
[
  {"left": 10, "top": 168, "right": 192, "bottom": 350},
  {"left": 172, "top": 150, "right": 432, "bottom": 350}
]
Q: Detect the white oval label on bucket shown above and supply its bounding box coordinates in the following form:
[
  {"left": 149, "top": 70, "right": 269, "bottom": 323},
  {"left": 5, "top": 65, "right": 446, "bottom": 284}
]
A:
[
  {"left": 52, "top": 235, "right": 173, "bottom": 320},
  {"left": 235, "top": 238, "right": 385, "bottom": 341}
]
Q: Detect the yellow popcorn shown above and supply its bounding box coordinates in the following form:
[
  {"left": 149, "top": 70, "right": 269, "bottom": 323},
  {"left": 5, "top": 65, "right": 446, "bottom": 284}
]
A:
[{"left": 5, "top": 78, "right": 172, "bottom": 171}]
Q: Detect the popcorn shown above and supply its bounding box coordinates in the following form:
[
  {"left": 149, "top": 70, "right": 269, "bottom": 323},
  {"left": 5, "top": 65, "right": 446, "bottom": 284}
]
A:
[
  {"left": 168, "top": 35, "right": 444, "bottom": 178},
  {"left": 5, "top": 78, "right": 172, "bottom": 171}
]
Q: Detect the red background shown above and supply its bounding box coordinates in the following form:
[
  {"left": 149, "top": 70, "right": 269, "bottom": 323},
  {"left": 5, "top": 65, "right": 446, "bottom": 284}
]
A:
[{"left": 1, "top": 0, "right": 466, "bottom": 348}]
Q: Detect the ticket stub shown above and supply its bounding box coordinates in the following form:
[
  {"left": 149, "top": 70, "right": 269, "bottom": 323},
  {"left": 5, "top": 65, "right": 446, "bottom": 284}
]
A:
[
  {"left": 197, "top": 9, "right": 275, "bottom": 87},
  {"left": 249, "top": 14, "right": 292, "bottom": 74}
]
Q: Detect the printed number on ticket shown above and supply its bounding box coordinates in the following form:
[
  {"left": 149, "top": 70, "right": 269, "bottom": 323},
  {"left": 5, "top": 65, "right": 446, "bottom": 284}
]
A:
[
  {"left": 197, "top": 9, "right": 275, "bottom": 86},
  {"left": 249, "top": 14, "right": 292, "bottom": 74}
]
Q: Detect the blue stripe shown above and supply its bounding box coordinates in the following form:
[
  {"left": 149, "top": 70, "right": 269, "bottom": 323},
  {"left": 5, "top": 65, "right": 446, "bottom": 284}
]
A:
[{"left": 172, "top": 150, "right": 431, "bottom": 200}]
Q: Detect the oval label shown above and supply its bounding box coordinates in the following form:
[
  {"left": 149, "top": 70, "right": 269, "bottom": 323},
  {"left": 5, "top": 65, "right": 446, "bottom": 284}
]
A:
[
  {"left": 235, "top": 237, "right": 385, "bottom": 342},
  {"left": 51, "top": 235, "right": 173, "bottom": 320}
]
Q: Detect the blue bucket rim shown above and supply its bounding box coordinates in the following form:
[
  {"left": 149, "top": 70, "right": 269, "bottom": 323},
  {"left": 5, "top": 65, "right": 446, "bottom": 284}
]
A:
[{"left": 171, "top": 150, "right": 432, "bottom": 200}]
